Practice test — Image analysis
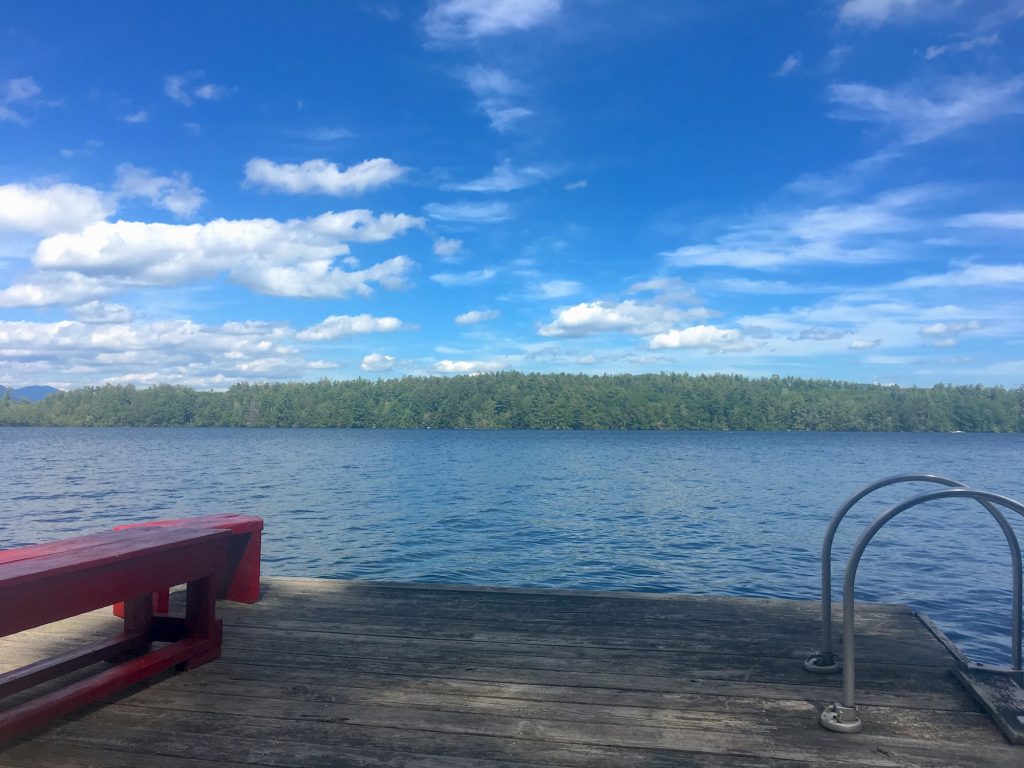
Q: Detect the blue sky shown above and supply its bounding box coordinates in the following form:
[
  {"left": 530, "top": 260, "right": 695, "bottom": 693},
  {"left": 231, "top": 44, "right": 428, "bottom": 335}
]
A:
[{"left": 1, "top": 0, "right": 1023, "bottom": 390}]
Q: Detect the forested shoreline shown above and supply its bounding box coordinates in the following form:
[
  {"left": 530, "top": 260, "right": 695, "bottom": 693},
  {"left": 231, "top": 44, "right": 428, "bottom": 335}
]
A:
[{"left": 1, "top": 373, "right": 1021, "bottom": 432}]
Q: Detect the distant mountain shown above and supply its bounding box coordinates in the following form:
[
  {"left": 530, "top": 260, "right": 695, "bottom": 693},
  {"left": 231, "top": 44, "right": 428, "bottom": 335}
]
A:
[{"left": 1, "top": 385, "right": 60, "bottom": 403}]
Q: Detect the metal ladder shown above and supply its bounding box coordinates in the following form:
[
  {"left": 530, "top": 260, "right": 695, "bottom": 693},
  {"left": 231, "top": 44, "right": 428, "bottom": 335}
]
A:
[{"left": 804, "top": 474, "right": 1024, "bottom": 735}]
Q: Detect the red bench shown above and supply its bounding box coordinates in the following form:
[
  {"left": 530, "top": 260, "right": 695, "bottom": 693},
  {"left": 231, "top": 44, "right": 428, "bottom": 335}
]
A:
[
  {"left": 111, "top": 513, "right": 263, "bottom": 616},
  {"left": 0, "top": 527, "right": 230, "bottom": 740}
]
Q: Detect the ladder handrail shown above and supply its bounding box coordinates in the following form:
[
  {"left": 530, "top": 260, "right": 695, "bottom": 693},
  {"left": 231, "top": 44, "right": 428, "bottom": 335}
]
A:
[
  {"left": 807, "top": 473, "right": 1022, "bottom": 673},
  {"left": 822, "top": 487, "right": 1024, "bottom": 733}
]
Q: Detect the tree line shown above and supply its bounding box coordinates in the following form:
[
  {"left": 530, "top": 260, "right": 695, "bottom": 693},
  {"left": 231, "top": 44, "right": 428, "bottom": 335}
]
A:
[
  {"left": 1, "top": 372, "right": 1021, "bottom": 432},
  {"left": 4, "top": 372, "right": 1019, "bottom": 434}
]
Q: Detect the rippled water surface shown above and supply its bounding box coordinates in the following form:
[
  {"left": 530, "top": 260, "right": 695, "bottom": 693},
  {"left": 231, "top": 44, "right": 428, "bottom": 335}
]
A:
[{"left": 2, "top": 427, "right": 1023, "bottom": 664}]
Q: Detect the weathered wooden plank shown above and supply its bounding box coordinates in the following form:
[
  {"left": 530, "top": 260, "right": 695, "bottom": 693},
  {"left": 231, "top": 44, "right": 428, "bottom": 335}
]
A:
[
  {"left": 137, "top": 671, "right": 1001, "bottom": 743},
  {"left": 0, "top": 727, "right": 904, "bottom": 768},
  {"left": 0, "top": 577, "right": 1015, "bottom": 768},
  {"left": 954, "top": 666, "right": 1024, "bottom": 745},
  {"left": 29, "top": 696, "right": 1020, "bottom": 768}
]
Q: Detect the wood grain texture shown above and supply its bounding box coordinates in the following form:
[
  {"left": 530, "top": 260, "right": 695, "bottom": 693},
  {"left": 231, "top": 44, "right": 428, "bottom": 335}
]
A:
[{"left": 0, "top": 576, "right": 1017, "bottom": 767}]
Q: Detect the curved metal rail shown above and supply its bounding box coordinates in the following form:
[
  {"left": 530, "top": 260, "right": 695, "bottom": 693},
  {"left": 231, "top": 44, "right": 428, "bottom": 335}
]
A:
[
  {"left": 804, "top": 473, "right": 1023, "bottom": 675},
  {"left": 821, "top": 488, "right": 1024, "bottom": 733}
]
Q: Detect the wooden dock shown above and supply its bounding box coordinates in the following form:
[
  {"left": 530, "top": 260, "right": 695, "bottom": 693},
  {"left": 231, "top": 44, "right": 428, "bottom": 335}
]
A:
[{"left": 0, "top": 577, "right": 1018, "bottom": 767}]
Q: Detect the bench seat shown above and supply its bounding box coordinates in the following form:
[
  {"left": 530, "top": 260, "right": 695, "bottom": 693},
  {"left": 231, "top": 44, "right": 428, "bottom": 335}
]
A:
[{"left": 0, "top": 527, "right": 231, "bottom": 740}]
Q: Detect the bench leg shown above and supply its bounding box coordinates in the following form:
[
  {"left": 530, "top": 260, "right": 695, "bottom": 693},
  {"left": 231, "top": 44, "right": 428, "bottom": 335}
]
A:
[{"left": 179, "top": 576, "right": 222, "bottom": 670}]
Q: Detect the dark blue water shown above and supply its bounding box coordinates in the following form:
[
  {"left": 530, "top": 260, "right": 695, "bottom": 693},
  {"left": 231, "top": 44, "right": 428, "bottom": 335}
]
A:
[{"left": 2, "top": 427, "right": 1023, "bottom": 665}]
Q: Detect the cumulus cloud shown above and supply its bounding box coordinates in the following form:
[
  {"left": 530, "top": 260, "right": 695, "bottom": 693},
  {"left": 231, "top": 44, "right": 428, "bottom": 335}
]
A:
[
  {"left": 538, "top": 300, "right": 712, "bottom": 338},
  {"left": 28, "top": 211, "right": 420, "bottom": 303},
  {"left": 114, "top": 163, "right": 205, "bottom": 218},
  {"left": 296, "top": 314, "right": 404, "bottom": 341},
  {"left": 164, "top": 72, "right": 230, "bottom": 106},
  {"left": 0, "top": 317, "right": 310, "bottom": 389},
  {"left": 564, "top": 179, "right": 588, "bottom": 191},
  {"left": 122, "top": 110, "right": 148, "bottom": 124},
  {"left": 455, "top": 308, "right": 500, "bottom": 324},
  {"left": 424, "top": 201, "right": 512, "bottom": 223},
  {"left": 828, "top": 75, "right": 1024, "bottom": 145},
  {"left": 0, "top": 272, "right": 118, "bottom": 308},
  {"left": 244, "top": 157, "right": 407, "bottom": 196},
  {"left": 433, "top": 359, "right": 508, "bottom": 374},
  {"left": 425, "top": 0, "right": 561, "bottom": 42},
  {"left": 71, "top": 300, "right": 134, "bottom": 324},
  {"left": 648, "top": 324, "right": 744, "bottom": 351},
  {"left": 433, "top": 237, "right": 463, "bottom": 260},
  {"left": 444, "top": 160, "right": 549, "bottom": 192},
  {"left": 361, "top": 352, "right": 395, "bottom": 372},
  {"left": 0, "top": 183, "right": 114, "bottom": 235},
  {"left": 431, "top": 268, "right": 497, "bottom": 286}
]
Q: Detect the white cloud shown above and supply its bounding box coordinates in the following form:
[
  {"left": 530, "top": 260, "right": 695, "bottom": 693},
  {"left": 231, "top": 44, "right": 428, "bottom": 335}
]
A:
[
  {"left": 444, "top": 160, "right": 549, "bottom": 192},
  {"left": 535, "top": 279, "right": 582, "bottom": 299},
  {"left": 565, "top": 179, "right": 588, "bottom": 191},
  {"left": 925, "top": 33, "right": 999, "bottom": 60},
  {"left": 433, "top": 237, "right": 463, "bottom": 260},
  {"left": 311, "top": 209, "right": 425, "bottom": 241},
  {"left": 457, "top": 66, "right": 533, "bottom": 132},
  {"left": 244, "top": 157, "right": 407, "bottom": 196},
  {"left": 3, "top": 77, "right": 41, "bottom": 102},
  {"left": 0, "top": 272, "right": 117, "bottom": 308},
  {"left": 663, "top": 187, "right": 930, "bottom": 270},
  {"left": 432, "top": 359, "right": 508, "bottom": 374},
  {"left": 431, "top": 268, "right": 497, "bottom": 286},
  {"left": 0, "top": 183, "right": 114, "bottom": 235},
  {"left": 711, "top": 278, "right": 812, "bottom": 295},
  {"left": 949, "top": 211, "right": 1024, "bottom": 229},
  {"left": 538, "top": 300, "right": 712, "bottom": 338},
  {"left": 194, "top": 83, "right": 229, "bottom": 101},
  {"left": 424, "top": 201, "right": 512, "bottom": 223},
  {"left": 482, "top": 104, "right": 533, "bottom": 131},
  {"left": 893, "top": 263, "right": 1024, "bottom": 290},
  {"left": 114, "top": 164, "right": 205, "bottom": 218},
  {"left": 455, "top": 309, "right": 500, "bottom": 324},
  {"left": 0, "top": 317, "right": 316, "bottom": 388},
  {"left": 164, "top": 75, "right": 192, "bottom": 105},
  {"left": 164, "top": 72, "right": 230, "bottom": 106},
  {"left": 0, "top": 77, "right": 43, "bottom": 125},
  {"left": 361, "top": 352, "right": 395, "bottom": 372},
  {"left": 31, "top": 213, "right": 419, "bottom": 302},
  {"left": 838, "top": 0, "right": 935, "bottom": 26},
  {"left": 828, "top": 75, "right": 1024, "bottom": 145},
  {"left": 71, "top": 300, "right": 134, "bottom": 324},
  {"left": 425, "top": 0, "right": 561, "bottom": 42},
  {"left": 296, "top": 314, "right": 403, "bottom": 341},
  {"left": 628, "top": 277, "right": 695, "bottom": 299},
  {"left": 849, "top": 338, "right": 881, "bottom": 349},
  {"left": 649, "top": 324, "right": 744, "bottom": 351},
  {"left": 461, "top": 65, "right": 523, "bottom": 97},
  {"left": 920, "top": 319, "right": 982, "bottom": 346},
  {"left": 122, "top": 110, "right": 148, "bottom": 124},
  {"left": 775, "top": 54, "right": 801, "bottom": 77}
]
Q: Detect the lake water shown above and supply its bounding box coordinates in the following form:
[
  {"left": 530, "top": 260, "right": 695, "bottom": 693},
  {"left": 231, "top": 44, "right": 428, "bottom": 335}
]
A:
[{"left": 2, "top": 427, "right": 1023, "bottom": 665}]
